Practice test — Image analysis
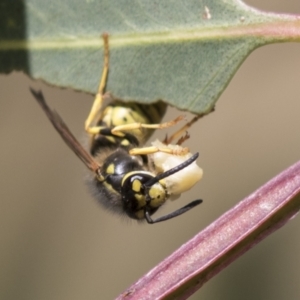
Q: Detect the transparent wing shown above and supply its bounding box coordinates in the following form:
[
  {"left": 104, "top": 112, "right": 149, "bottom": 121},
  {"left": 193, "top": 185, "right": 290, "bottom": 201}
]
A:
[{"left": 30, "top": 88, "right": 100, "bottom": 173}]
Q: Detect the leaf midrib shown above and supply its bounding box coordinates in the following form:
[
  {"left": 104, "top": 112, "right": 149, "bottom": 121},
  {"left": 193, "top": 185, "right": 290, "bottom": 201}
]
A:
[{"left": 1, "top": 17, "right": 299, "bottom": 51}]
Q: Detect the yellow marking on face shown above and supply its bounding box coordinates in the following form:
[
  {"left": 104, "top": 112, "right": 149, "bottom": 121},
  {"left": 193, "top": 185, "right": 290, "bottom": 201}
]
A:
[
  {"left": 148, "top": 184, "right": 166, "bottom": 207},
  {"left": 121, "top": 171, "right": 153, "bottom": 186},
  {"left": 106, "top": 163, "right": 115, "bottom": 174},
  {"left": 134, "top": 194, "right": 146, "bottom": 209},
  {"left": 134, "top": 193, "right": 143, "bottom": 201},
  {"left": 132, "top": 179, "right": 142, "bottom": 193}
]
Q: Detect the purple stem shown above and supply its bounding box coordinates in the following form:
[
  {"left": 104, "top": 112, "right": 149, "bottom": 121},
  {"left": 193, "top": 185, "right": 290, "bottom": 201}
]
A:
[{"left": 117, "top": 160, "right": 300, "bottom": 299}]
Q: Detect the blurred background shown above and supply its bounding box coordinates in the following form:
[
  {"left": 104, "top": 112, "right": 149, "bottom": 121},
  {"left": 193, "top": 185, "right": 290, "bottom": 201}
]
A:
[{"left": 1, "top": 1, "right": 300, "bottom": 299}]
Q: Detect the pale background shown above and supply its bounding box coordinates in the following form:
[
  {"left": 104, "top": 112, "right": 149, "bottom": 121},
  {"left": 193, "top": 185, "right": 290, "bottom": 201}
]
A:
[{"left": 1, "top": 1, "right": 300, "bottom": 299}]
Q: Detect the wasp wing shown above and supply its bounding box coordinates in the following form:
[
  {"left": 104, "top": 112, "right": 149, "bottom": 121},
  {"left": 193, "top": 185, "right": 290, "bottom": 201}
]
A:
[{"left": 30, "top": 88, "right": 100, "bottom": 173}]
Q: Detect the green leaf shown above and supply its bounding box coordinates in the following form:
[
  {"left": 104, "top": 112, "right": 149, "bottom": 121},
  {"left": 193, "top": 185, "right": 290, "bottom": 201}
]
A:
[{"left": 1, "top": 0, "right": 300, "bottom": 113}]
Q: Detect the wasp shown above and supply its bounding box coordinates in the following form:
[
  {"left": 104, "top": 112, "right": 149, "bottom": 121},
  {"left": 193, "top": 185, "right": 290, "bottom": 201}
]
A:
[{"left": 30, "top": 34, "right": 203, "bottom": 224}]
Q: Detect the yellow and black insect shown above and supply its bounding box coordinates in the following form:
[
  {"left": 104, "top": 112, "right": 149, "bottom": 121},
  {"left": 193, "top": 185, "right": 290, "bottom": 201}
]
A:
[{"left": 30, "top": 34, "right": 203, "bottom": 224}]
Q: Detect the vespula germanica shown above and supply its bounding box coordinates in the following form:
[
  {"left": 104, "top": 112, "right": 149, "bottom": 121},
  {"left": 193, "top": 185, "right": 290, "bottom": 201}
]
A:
[{"left": 30, "top": 34, "right": 203, "bottom": 224}]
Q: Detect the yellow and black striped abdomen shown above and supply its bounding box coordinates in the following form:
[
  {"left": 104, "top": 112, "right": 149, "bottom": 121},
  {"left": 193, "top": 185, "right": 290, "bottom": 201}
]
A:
[{"left": 90, "top": 99, "right": 167, "bottom": 156}]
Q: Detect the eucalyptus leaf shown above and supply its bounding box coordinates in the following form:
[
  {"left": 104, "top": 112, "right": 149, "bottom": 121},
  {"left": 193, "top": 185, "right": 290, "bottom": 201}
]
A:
[{"left": 1, "top": 0, "right": 300, "bottom": 113}]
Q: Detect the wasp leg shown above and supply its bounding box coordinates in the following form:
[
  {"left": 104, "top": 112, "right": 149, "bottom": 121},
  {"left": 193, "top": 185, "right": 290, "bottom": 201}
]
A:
[
  {"left": 129, "top": 145, "right": 189, "bottom": 156},
  {"left": 110, "top": 115, "right": 184, "bottom": 137},
  {"left": 163, "top": 114, "right": 205, "bottom": 145},
  {"left": 85, "top": 33, "right": 109, "bottom": 133},
  {"left": 176, "top": 132, "right": 190, "bottom": 146},
  {"left": 87, "top": 115, "right": 184, "bottom": 137}
]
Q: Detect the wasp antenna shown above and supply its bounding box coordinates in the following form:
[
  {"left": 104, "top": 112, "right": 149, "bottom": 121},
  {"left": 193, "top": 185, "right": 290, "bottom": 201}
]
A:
[
  {"left": 30, "top": 88, "right": 101, "bottom": 173},
  {"left": 145, "top": 199, "right": 203, "bottom": 224},
  {"left": 144, "top": 152, "right": 199, "bottom": 187}
]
